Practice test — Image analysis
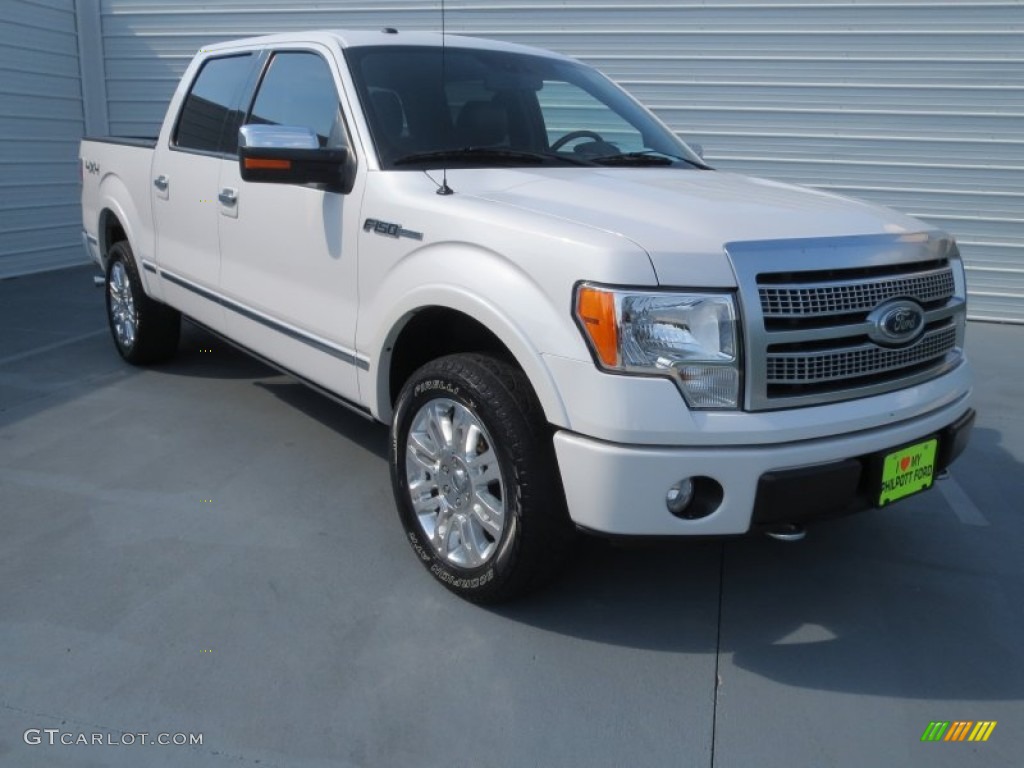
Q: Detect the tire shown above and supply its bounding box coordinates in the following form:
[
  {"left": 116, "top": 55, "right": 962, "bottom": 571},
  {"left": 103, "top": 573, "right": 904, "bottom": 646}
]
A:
[
  {"left": 105, "top": 240, "right": 180, "bottom": 364},
  {"left": 390, "top": 354, "right": 575, "bottom": 603}
]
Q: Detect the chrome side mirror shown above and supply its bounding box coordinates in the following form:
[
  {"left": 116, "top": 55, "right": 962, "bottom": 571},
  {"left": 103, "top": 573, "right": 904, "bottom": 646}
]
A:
[
  {"left": 237, "top": 125, "right": 354, "bottom": 194},
  {"left": 239, "top": 124, "right": 319, "bottom": 149}
]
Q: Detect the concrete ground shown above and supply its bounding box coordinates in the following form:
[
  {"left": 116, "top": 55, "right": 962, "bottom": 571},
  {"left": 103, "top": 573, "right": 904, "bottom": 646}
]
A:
[{"left": 1, "top": 265, "right": 1021, "bottom": 768}]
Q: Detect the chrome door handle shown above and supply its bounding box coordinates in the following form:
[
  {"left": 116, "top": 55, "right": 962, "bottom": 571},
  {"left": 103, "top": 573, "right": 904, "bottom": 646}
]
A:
[
  {"left": 153, "top": 175, "right": 169, "bottom": 191},
  {"left": 218, "top": 188, "right": 238, "bottom": 206}
]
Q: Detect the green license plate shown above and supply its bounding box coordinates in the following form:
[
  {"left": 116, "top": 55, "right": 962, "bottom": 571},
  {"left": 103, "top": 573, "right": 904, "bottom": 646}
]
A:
[{"left": 879, "top": 438, "right": 938, "bottom": 506}]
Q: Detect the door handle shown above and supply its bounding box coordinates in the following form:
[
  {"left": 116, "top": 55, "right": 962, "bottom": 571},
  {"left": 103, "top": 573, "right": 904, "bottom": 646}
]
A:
[
  {"left": 218, "top": 188, "right": 238, "bottom": 206},
  {"left": 153, "top": 175, "right": 169, "bottom": 191}
]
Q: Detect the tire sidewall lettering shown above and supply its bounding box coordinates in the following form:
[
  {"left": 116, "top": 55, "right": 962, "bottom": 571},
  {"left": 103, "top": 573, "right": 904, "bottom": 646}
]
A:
[
  {"left": 413, "top": 379, "right": 459, "bottom": 398},
  {"left": 410, "top": 525, "right": 499, "bottom": 591},
  {"left": 407, "top": 531, "right": 432, "bottom": 563},
  {"left": 429, "top": 562, "right": 495, "bottom": 590},
  {"left": 412, "top": 379, "right": 476, "bottom": 411}
]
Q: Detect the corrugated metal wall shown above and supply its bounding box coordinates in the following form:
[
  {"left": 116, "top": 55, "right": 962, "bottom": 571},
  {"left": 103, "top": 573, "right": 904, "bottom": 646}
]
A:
[
  {"left": 3, "top": 1, "right": 1021, "bottom": 322},
  {"left": 99, "top": 0, "right": 1024, "bottom": 323},
  {"left": 0, "top": 0, "right": 84, "bottom": 277}
]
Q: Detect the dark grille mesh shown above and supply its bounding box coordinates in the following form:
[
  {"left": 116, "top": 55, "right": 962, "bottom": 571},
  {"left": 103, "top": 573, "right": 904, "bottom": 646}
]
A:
[
  {"left": 766, "top": 326, "right": 957, "bottom": 384},
  {"left": 759, "top": 269, "right": 955, "bottom": 317}
]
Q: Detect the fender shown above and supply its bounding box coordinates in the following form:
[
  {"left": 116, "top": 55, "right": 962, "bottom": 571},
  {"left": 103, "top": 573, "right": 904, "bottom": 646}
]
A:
[{"left": 359, "top": 242, "right": 589, "bottom": 427}]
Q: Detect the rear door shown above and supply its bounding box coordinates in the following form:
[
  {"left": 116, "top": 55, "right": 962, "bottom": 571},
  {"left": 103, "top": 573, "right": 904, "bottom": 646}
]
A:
[
  {"left": 217, "top": 47, "right": 364, "bottom": 403},
  {"left": 152, "top": 53, "right": 257, "bottom": 330}
]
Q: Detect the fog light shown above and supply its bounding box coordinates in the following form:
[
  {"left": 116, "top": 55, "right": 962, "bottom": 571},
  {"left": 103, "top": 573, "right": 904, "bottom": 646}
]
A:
[{"left": 666, "top": 478, "right": 695, "bottom": 517}]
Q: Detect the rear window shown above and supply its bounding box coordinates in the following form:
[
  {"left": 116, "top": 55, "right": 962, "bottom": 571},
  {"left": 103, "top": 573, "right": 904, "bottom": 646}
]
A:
[{"left": 174, "top": 54, "right": 254, "bottom": 154}]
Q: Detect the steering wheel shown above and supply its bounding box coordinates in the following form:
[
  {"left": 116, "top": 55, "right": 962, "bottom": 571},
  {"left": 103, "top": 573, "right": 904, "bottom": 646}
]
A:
[{"left": 550, "top": 130, "right": 605, "bottom": 151}]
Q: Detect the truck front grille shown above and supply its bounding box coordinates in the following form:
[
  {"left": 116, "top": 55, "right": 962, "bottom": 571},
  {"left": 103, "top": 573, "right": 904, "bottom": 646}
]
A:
[
  {"left": 766, "top": 324, "right": 957, "bottom": 390},
  {"left": 727, "top": 234, "right": 967, "bottom": 410},
  {"left": 759, "top": 267, "right": 955, "bottom": 318}
]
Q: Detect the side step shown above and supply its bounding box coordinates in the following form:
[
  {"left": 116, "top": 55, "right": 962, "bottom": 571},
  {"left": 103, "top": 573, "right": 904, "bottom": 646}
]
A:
[{"left": 765, "top": 524, "right": 806, "bottom": 542}]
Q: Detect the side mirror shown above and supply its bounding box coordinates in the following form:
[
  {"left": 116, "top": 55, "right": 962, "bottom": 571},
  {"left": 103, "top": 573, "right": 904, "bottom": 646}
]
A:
[{"left": 238, "top": 125, "right": 354, "bottom": 193}]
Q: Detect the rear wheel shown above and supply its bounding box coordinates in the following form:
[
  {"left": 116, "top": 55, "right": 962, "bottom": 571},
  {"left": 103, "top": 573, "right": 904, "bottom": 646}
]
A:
[
  {"left": 390, "top": 354, "right": 575, "bottom": 603},
  {"left": 105, "top": 240, "right": 180, "bottom": 364}
]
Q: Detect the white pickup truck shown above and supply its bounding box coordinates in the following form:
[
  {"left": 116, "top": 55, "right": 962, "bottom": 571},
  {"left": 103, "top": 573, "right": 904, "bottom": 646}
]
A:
[{"left": 81, "top": 29, "right": 974, "bottom": 602}]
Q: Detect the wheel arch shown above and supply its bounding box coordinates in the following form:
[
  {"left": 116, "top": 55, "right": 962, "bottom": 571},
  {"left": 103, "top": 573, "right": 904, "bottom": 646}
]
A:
[
  {"left": 372, "top": 300, "right": 570, "bottom": 430},
  {"left": 98, "top": 208, "right": 128, "bottom": 268}
]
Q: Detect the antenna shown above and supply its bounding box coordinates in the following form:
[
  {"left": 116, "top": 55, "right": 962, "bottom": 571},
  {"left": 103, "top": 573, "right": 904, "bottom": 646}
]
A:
[{"left": 436, "top": 0, "right": 454, "bottom": 195}]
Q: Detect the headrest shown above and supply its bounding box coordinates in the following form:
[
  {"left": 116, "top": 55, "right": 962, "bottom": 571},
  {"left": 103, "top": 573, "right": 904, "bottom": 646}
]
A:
[{"left": 371, "top": 90, "right": 404, "bottom": 140}]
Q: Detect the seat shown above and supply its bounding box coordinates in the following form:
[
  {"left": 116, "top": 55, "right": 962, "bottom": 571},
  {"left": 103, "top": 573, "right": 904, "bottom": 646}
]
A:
[
  {"left": 455, "top": 99, "right": 508, "bottom": 147},
  {"left": 369, "top": 89, "right": 406, "bottom": 153}
]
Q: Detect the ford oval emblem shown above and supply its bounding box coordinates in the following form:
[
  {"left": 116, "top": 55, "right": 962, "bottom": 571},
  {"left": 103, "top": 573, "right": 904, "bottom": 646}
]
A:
[{"left": 867, "top": 299, "right": 926, "bottom": 346}]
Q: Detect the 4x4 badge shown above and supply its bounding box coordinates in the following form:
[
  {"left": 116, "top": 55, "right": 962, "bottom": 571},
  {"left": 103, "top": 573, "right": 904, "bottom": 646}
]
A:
[{"left": 363, "top": 218, "right": 423, "bottom": 241}]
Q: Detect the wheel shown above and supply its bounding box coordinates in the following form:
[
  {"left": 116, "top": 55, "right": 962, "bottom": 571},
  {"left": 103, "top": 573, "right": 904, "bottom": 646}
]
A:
[
  {"left": 390, "top": 354, "right": 575, "bottom": 603},
  {"left": 550, "top": 129, "right": 605, "bottom": 151},
  {"left": 105, "top": 240, "right": 180, "bottom": 364}
]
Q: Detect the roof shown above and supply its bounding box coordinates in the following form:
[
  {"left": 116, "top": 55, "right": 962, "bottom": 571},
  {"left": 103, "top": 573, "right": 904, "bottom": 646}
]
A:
[{"left": 202, "top": 29, "right": 572, "bottom": 60}]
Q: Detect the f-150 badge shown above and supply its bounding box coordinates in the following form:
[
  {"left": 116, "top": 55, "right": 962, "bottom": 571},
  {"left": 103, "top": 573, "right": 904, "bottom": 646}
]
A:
[{"left": 363, "top": 218, "right": 423, "bottom": 241}]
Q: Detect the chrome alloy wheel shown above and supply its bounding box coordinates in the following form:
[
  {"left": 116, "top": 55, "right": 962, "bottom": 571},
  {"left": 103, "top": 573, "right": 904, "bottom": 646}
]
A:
[
  {"left": 405, "top": 398, "right": 506, "bottom": 568},
  {"left": 108, "top": 260, "right": 137, "bottom": 349}
]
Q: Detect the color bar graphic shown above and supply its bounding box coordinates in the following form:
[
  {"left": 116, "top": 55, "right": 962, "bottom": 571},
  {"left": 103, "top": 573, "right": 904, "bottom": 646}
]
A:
[{"left": 921, "top": 721, "right": 996, "bottom": 742}]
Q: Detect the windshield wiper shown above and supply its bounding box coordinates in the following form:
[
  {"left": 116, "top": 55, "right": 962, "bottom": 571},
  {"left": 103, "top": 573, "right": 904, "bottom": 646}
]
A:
[
  {"left": 393, "top": 147, "right": 591, "bottom": 167},
  {"left": 592, "top": 150, "right": 710, "bottom": 169}
]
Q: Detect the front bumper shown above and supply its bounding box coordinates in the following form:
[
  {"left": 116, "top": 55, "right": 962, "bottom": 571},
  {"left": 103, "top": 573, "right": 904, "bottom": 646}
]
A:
[{"left": 552, "top": 396, "right": 974, "bottom": 536}]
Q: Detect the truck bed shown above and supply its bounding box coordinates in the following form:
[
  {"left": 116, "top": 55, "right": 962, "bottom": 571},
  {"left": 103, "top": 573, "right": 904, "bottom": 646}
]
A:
[
  {"left": 79, "top": 136, "right": 159, "bottom": 273},
  {"left": 83, "top": 136, "right": 157, "bottom": 149}
]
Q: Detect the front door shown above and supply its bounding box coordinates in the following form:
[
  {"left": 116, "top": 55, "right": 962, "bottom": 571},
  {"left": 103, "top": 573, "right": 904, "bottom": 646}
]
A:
[{"left": 217, "top": 47, "right": 364, "bottom": 404}]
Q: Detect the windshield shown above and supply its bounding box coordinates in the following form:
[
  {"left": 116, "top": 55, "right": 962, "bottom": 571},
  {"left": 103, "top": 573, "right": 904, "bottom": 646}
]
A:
[{"left": 344, "top": 45, "right": 707, "bottom": 170}]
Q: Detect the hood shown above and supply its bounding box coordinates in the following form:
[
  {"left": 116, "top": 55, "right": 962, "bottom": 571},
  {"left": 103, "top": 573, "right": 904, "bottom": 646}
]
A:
[{"left": 441, "top": 167, "right": 934, "bottom": 287}]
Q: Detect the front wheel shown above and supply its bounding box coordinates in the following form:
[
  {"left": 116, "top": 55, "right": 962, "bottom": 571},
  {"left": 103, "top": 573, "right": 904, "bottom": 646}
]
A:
[
  {"left": 390, "top": 354, "right": 574, "bottom": 603},
  {"left": 105, "top": 241, "right": 180, "bottom": 364}
]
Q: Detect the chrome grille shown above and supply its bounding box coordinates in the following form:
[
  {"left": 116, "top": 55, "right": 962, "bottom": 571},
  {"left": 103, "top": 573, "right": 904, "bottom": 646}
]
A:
[
  {"left": 766, "top": 326, "right": 957, "bottom": 385},
  {"left": 726, "top": 234, "right": 967, "bottom": 410},
  {"left": 759, "top": 268, "right": 955, "bottom": 317}
]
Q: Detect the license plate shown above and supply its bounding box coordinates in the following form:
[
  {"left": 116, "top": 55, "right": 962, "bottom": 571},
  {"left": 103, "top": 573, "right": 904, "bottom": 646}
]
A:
[{"left": 878, "top": 438, "right": 938, "bottom": 506}]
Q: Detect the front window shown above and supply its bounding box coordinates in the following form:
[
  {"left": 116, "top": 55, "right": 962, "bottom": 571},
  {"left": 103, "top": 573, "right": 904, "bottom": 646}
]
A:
[
  {"left": 344, "top": 45, "right": 706, "bottom": 170},
  {"left": 247, "top": 51, "right": 348, "bottom": 149}
]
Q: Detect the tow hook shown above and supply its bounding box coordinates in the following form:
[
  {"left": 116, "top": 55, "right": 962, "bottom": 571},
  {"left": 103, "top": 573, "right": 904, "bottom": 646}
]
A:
[{"left": 765, "top": 523, "right": 806, "bottom": 542}]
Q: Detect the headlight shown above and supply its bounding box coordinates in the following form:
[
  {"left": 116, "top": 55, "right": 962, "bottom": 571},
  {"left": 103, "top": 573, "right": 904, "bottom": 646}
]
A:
[{"left": 574, "top": 283, "right": 741, "bottom": 409}]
